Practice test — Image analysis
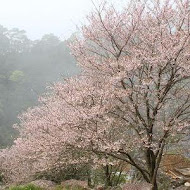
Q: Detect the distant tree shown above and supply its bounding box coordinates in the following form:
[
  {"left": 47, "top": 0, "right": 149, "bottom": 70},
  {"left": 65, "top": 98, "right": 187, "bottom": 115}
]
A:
[
  {"left": 1, "top": 1, "right": 190, "bottom": 190},
  {"left": 32, "top": 34, "right": 60, "bottom": 53},
  {"left": 0, "top": 26, "right": 30, "bottom": 146},
  {"left": 0, "top": 26, "right": 78, "bottom": 147}
]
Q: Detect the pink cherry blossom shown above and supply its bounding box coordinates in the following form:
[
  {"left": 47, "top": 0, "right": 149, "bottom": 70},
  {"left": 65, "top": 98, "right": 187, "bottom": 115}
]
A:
[{"left": 1, "top": 1, "right": 190, "bottom": 189}]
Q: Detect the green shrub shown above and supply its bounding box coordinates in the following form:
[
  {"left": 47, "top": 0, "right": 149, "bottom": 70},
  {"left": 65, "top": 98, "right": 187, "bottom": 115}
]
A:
[
  {"left": 54, "top": 184, "right": 85, "bottom": 190},
  {"left": 63, "top": 185, "right": 85, "bottom": 190},
  {"left": 9, "top": 70, "right": 24, "bottom": 82},
  {"left": 9, "top": 184, "right": 43, "bottom": 190},
  {"left": 91, "top": 168, "right": 127, "bottom": 187},
  {"left": 54, "top": 185, "right": 63, "bottom": 190}
]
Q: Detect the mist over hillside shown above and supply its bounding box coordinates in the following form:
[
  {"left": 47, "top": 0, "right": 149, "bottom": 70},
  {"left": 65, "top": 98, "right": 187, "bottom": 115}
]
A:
[{"left": 0, "top": 25, "right": 79, "bottom": 147}]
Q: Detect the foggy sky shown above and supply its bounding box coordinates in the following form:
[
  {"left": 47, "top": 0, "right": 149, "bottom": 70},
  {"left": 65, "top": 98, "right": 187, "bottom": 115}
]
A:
[
  {"left": 0, "top": 0, "right": 125, "bottom": 40},
  {"left": 0, "top": 0, "right": 126, "bottom": 40}
]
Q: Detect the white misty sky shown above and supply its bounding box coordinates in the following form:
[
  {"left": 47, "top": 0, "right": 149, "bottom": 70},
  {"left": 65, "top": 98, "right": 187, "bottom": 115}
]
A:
[{"left": 0, "top": 0, "right": 126, "bottom": 40}]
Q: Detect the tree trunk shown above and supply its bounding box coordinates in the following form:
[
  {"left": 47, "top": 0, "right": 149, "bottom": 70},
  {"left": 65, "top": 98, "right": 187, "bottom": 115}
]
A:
[
  {"left": 87, "top": 169, "right": 94, "bottom": 188},
  {"left": 145, "top": 148, "right": 159, "bottom": 190},
  {"left": 104, "top": 165, "right": 112, "bottom": 187},
  {"left": 151, "top": 179, "right": 158, "bottom": 190}
]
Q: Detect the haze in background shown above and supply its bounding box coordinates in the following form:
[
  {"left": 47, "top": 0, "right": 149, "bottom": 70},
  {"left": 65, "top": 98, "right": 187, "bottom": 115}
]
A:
[
  {"left": 0, "top": 0, "right": 126, "bottom": 40},
  {"left": 0, "top": 0, "right": 128, "bottom": 147}
]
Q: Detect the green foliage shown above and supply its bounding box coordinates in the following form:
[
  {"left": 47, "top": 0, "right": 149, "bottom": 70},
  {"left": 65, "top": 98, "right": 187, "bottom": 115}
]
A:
[
  {"left": 53, "top": 184, "right": 86, "bottom": 190},
  {"left": 0, "top": 173, "right": 3, "bottom": 182},
  {"left": 91, "top": 167, "right": 127, "bottom": 187},
  {"left": 63, "top": 185, "right": 85, "bottom": 190},
  {"left": 111, "top": 174, "right": 126, "bottom": 186},
  {"left": 0, "top": 25, "right": 78, "bottom": 147},
  {"left": 9, "top": 70, "right": 24, "bottom": 82},
  {"left": 9, "top": 184, "right": 43, "bottom": 190},
  {"left": 157, "top": 173, "right": 172, "bottom": 190},
  {"left": 34, "top": 164, "right": 89, "bottom": 183},
  {"left": 54, "top": 185, "right": 63, "bottom": 190}
]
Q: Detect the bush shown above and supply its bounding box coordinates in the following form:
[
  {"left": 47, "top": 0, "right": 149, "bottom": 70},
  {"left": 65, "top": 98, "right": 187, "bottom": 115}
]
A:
[
  {"left": 63, "top": 185, "right": 85, "bottom": 190},
  {"left": 91, "top": 168, "right": 127, "bottom": 187},
  {"left": 53, "top": 184, "right": 85, "bottom": 190},
  {"left": 54, "top": 185, "right": 63, "bottom": 190},
  {"left": 34, "top": 164, "right": 90, "bottom": 183},
  {"left": 9, "top": 184, "right": 43, "bottom": 190}
]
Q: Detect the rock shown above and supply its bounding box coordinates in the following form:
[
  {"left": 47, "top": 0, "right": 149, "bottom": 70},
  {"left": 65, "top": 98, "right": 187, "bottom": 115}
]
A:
[
  {"left": 95, "top": 185, "right": 105, "bottom": 190},
  {"left": 30, "top": 179, "right": 56, "bottom": 189},
  {"left": 61, "top": 179, "right": 88, "bottom": 189},
  {"left": 122, "top": 182, "right": 152, "bottom": 190},
  {"left": 185, "top": 182, "right": 190, "bottom": 187}
]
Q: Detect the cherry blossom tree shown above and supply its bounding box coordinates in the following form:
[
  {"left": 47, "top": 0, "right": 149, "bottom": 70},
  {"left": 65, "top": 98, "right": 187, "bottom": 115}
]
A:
[
  {"left": 69, "top": 0, "right": 190, "bottom": 188},
  {"left": 1, "top": 0, "right": 190, "bottom": 189}
]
